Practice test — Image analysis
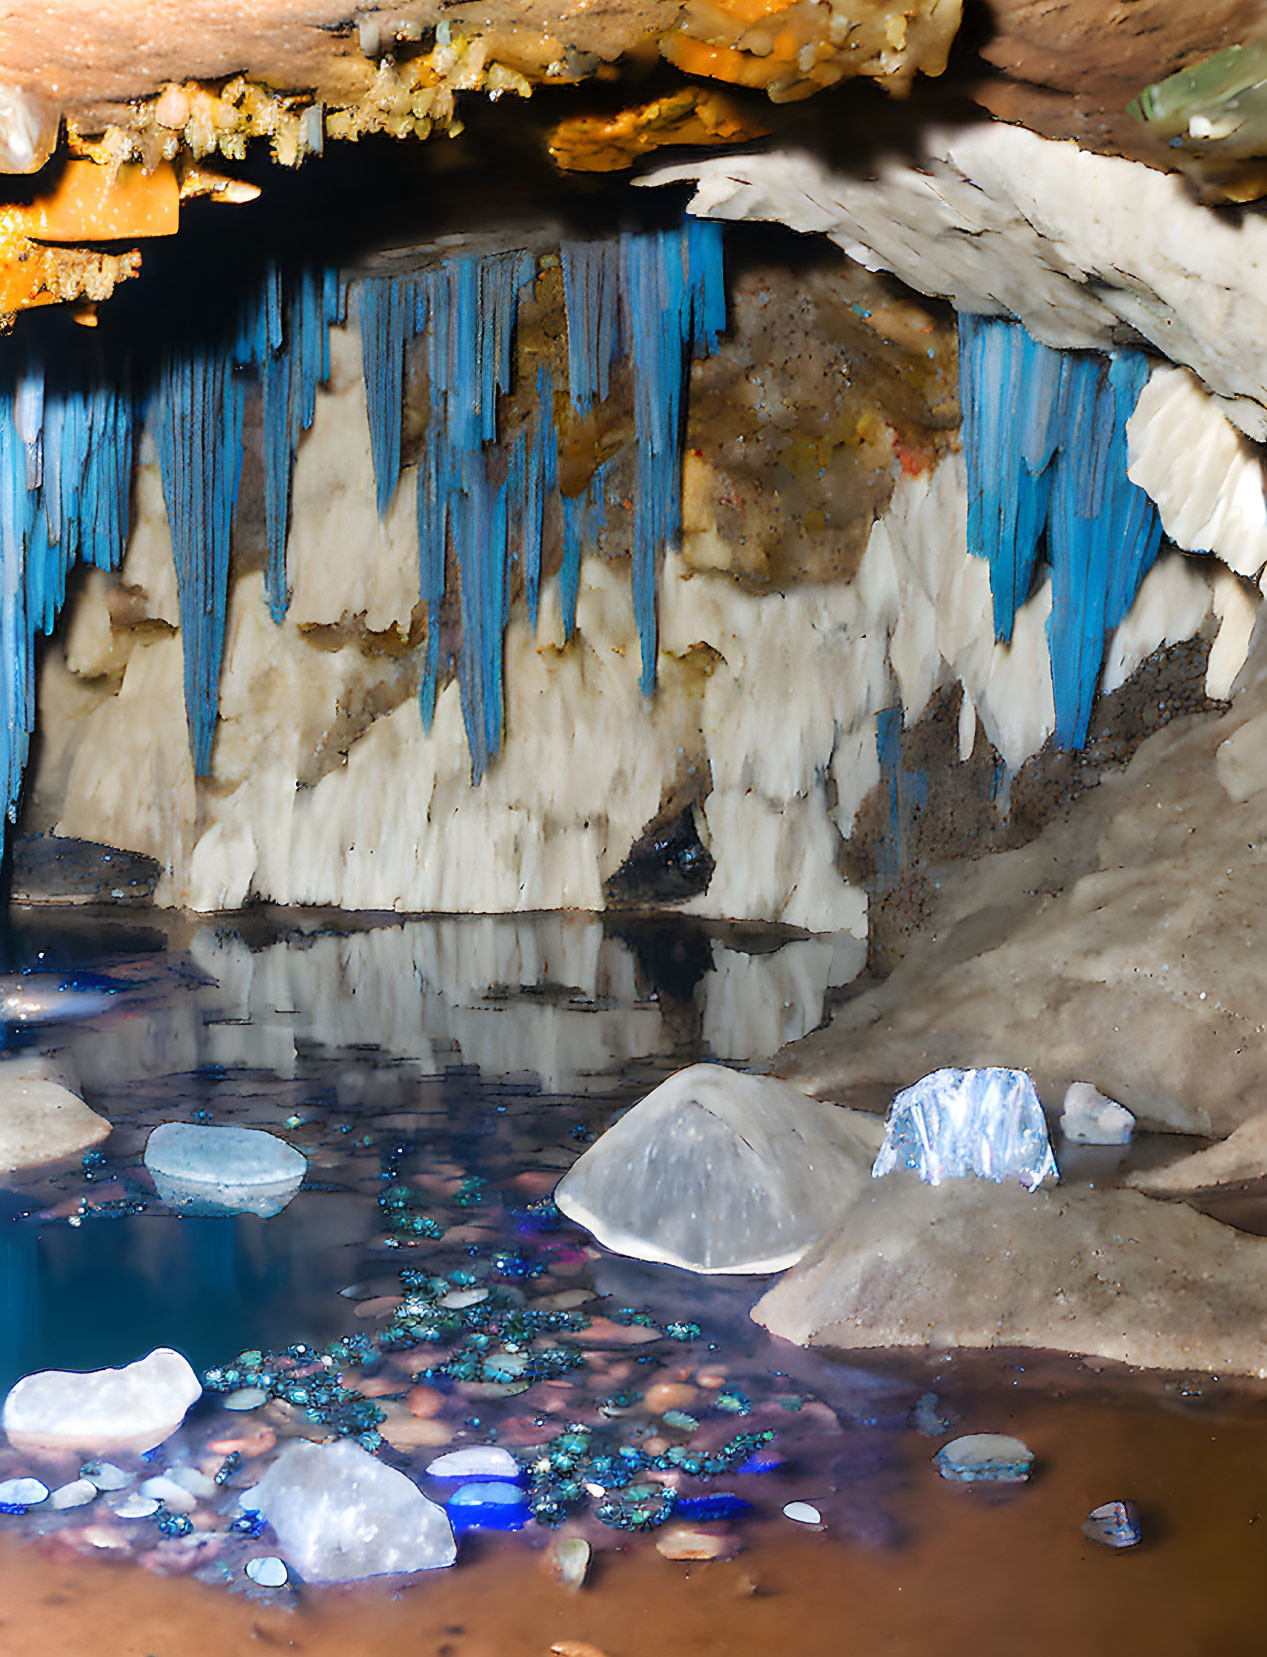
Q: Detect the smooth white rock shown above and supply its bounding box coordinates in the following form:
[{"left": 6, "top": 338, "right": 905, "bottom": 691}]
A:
[
  {"left": 1060, "top": 1082, "right": 1134, "bottom": 1146},
  {"left": 140, "top": 1475, "right": 198, "bottom": 1512},
  {"left": 167, "top": 1465, "right": 217, "bottom": 1499},
  {"left": 245, "top": 1555, "right": 289, "bottom": 1587},
  {"left": 0, "top": 85, "right": 58, "bottom": 173},
  {"left": 223, "top": 1387, "right": 269, "bottom": 1411},
  {"left": 49, "top": 1479, "right": 97, "bottom": 1509},
  {"left": 2, "top": 1347, "right": 202, "bottom": 1453},
  {"left": 113, "top": 1494, "right": 159, "bottom": 1518},
  {"left": 0, "top": 1477, "right": 48, "bottom": 1506},
  {"left": 554, "top": 1063, "right": 877, "bottom": 1274},
  {"left": 426, "top": 1446, "right": 518, "bottom": 1480},
  {"left": 0, "top": 1064, "right": 110, "bottom": 1171},
  {"left": 782, "top": 1501, "right": 822, "bottom": 1525},
  {"left": 83, "top": 1462, "right": 132, "bottom": 1491},
  {"left": 145, "top": 1123, "right": 305, "bottom": 1217},
  {"left": 250, "top": 1438, "right": 456, "bottom": 1582},
  {"left": 439, "top": 1288, "right": 488, "bottom": 1310}
]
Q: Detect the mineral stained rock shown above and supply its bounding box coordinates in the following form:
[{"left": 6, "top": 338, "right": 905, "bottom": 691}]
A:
[
  {"left": 0, "top": 1062, "right": 110, "bottom": 1171},
  {"left": 2, "top": 1347, "right": 202, "bottom": 1453},
  {"left": 250, "top": 1438, "right": 456, "bottom": 1582},
  {"left": 553, "top": 1063, "right": 877, "bottom": 1274},
  {"left": 752, "top": 1173, "right": 1267, "bottom": 1376},
  {"left": 872, "top": 1066, "right": 1058, "bottom": 1190}
]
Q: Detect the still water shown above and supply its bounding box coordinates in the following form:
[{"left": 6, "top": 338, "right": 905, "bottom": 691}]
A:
[{"left": 0, "top": 909, "right": 1263, "bottom": 1657}]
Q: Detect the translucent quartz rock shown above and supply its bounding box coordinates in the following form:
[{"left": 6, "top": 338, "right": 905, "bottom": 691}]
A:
[
  {"left": 1060, "top": 1082, "right": 1135, "bottom": 1146},
  {"left": 144, "top": 1123, "right": 306, "bottom": 1217},
  {"left": 250, "top": 1439, "right": 456, "bottom": 1583},
  {"left": 872, "top": 1067, "right": 1058, "bottom": 1191},
  {"left": 2, "top": 1348, "right": 201, "bottom": 1453},
  {"left": 1082, "top": 1499, "right": 1141, "bottom": 1549},
  {"left": 935, "top": 1434, "right": 1034, "bottom": 1483},
  {"left": 0, "top": 86, "right": 58, "bottom": 174},
  {"left": 554, "top": 1063, "right": 877, "bottom": 1274}
]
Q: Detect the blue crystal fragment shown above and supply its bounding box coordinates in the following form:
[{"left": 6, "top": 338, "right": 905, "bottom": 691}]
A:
[
  {"left": 672, "top": 1493, "right": 753, "bottom": 1522},
  {"left": 873, "top": 1067, "right": 1058, "bottom": 1191},
  {"left": 447, "top": 1480, "right": 528, "bottom": 1532}
]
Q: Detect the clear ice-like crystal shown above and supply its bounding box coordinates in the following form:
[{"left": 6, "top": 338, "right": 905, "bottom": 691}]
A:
[
  {"left": 250, "top": 1439, "right": 456, "bottom": 1583},
  {"left": 872, "top": 1067, "right": 1058, "bottom": 1191}
]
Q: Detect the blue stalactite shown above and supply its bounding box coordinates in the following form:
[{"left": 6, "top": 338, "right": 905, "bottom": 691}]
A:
[
  {"left": 156, "top": 350, "right": 246, "bottom": 777},
  {"left": 0, "top": 221, "right": 726, "bottom": 820},
  {"left": 959, "top": 312, "right": 1161, "bottom": 751}
]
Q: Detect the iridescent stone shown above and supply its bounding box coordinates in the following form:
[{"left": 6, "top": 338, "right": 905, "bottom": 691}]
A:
[
  {"left": 935, "top": 1434, "right": 1034, "bottom": 1484},
  {"left": 873, "top": 1069, "right": 1058, "bottom": 1191}
]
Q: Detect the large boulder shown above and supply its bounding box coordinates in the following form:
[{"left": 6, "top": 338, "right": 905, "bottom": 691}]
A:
[
  {"left": 250, "top": 1438, "right": 456, "bottom": 1582},
  {"left": 144, "top": 1122, "right": 306, "bottom": 1216},
  {"left": 0, "top": 1060, "right": 109, "bottom": 1171},
  {"left": 554, "top": 1063, "right": 878, "bottom": 1274},
  {"left": 753, "top": 1172, "right": 1267, "bottom": 1376}
]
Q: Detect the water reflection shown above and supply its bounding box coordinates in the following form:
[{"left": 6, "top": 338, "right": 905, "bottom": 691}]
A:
[{"left": 60, "top": 913, "right": 863, "bottom": 1093}]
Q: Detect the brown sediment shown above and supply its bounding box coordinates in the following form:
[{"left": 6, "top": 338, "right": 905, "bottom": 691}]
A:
[{"left": 3, "top": 1393, "right": 1266, "bottom": 1655}]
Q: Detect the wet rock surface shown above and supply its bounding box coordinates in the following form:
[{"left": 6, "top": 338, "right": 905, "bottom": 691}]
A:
[{"left": 753, "top": 1172, "right": 1267, "bottom": 1376}]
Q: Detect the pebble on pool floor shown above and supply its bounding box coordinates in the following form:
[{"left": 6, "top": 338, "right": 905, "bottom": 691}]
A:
[
  {"left": 1082, "top": 1499, "right": 1142, "bottom": 1549},
  {"left": 426, "top": 1446, "right": 520, "bottom": 1480},
  {"left": 782, "top": 1501, "right": 822, "bottom": 1525},
  {"left": 0, "top": 1477, "right": 48, "bottom": 1510},
  {"left": 934, "top": 1434, "right": 1034, "bottom": 1483},
  {"left": 245, "top": 1556, "right": 290, "bottom": 1587}
]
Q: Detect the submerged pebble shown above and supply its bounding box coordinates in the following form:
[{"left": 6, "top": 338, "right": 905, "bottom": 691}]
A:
[
  {"left": 782, "top": 1501, "right": 822, "bottom": 1525},
  {"left": 427, "top": 1446, "right": 519, "bottom": 1480},
  {"left": 0, "top": 1477, "right": 48, "bottom": 1508},
  {"left": 545, "top": 1534, "right": 592, "bottom": 1590},
  {"left": 935, "top": 1434, "right": 1034, "bottom": 1484},
  {"left": 223, "top": 1387, "right": 269, "bottom": 1412},
  {"left": 448, "top": 1480, "right": 528, "bottom": 1529},
  {"left": 245, "top": 1556, "right": 290, "bottom": 1587},
  {"left": 113, "top": 1494, "right": 159, "bottom": 1519},
  {"left": 50, "top": 1479, "right": 97, "bottom": 1509},
  {"left": 656, "top": 1525, "right": 743, "bottom": 1561},
  {"left": 1083, "top": 1499, "right": 1141, "bottom": 1549},
  {"left": 82, "top": 1462, "right": 133, "bottom": 1491}
]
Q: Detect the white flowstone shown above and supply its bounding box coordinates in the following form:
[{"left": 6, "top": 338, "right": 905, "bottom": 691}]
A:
[
  {"left": 250, "top": 1438, "right": 456, "bottom": 1583},
  {"left": 245, "top": 1555, "right": 289, "bottom": 1587},
  {"left": 425, "top": 1446, "right": 519, "bottom": 1480},
  {"left": 873, "top": 1067, "right": 1058, "bottom": 1190},
  {"left": 144, "top": 1123, "right": 306, "bottom": 1217},
  {"left": 1060, "top": 1083, "right": 1134, "bottom": 1146},
  {"left": 553, "top": 1063, "right": 877, "bottom": 1275},
  {"left": 2, "top": 1348, "right": 202, "bottom": 1453},
  {"left": 0, "top": 1477, "right": 48, "bottom": 1506},
  {"left": 49, "top": 1479, "right": 97, "bottom": 1509},
  {"left": 1127, "top": 1109, "right": 1267, "bottom": 1196}
]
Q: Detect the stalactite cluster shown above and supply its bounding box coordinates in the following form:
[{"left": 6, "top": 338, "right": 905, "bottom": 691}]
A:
[
  {"left": 0, "top": 219, "right": 725, "bottom": 821},
  {"left": 959, "top": 314, "right": 1162, "bottom": 748}
]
